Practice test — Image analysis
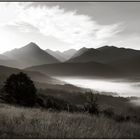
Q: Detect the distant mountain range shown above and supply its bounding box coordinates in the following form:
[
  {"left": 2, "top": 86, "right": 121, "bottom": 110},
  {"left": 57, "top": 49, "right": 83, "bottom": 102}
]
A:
[
  {"left": 25, "top": 45, "right": 140, "bottom": 78},
  {"left": 0, "top": 43, "right": 140, "bottom": 79},
  {"left": 0, "top": 42, "right": 77, "bottom": 68}
]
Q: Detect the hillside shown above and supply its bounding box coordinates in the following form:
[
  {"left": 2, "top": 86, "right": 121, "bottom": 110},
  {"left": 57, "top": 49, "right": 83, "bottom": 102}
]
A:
[
  {"left": 109, "top": 54, "right": 140, "bottom": 75},
  {"left": 0, "top": 57, "right": 20, "bottom": 68},
  {"left": 26, "top": 62, "right": 123, "bottom": 78},
  {"left": 0, "top": 92, "right": 140, "bottom": 138},
  {"left": 0, "top": 65, "right": 60, "bottom": 87}
]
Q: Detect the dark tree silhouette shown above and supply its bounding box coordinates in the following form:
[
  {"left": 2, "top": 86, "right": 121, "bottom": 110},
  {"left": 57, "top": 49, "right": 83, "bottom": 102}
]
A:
[{"left": 2, "top": 72, "right": 37, "bottom": 106}]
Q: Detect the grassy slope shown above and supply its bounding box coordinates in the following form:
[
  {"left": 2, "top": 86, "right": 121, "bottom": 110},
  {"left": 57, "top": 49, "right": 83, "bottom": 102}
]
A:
[
  {"left": 0, "top": 103, "right": 140, "bottom": 139},
  {"left": 0, "top": 87, "right": 140, "bottom": 138},
  {"left": 38, "top": 88, "right": 140, "bottom": 118}
]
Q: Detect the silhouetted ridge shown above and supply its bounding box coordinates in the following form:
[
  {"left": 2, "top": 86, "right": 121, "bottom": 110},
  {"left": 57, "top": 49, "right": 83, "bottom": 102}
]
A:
[
  {"left": 68, "top": 45, "right": 140, "bottom": 64},
  {"left": 98, "top": 45, "right": 117, "bottom": 51},
  {"left": 68, "top": 48, "right": 100, "bottom": 63}
]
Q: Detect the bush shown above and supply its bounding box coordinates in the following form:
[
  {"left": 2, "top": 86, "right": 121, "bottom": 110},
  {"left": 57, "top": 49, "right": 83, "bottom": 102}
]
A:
[
  {"left": 84, "top": 92, "right": 99, "bottom": 115},
  {"left": 113, "top": 114, "right": 125, "bottom": 122},
  {"left": 102, "top": 108, "right": 114, "bottom": 117},
  {"left": 38, "top": 93, "right": 81, "bottom": 112},
  {"left": 2, "top": 72, "right": 37, "bottom": 106}
]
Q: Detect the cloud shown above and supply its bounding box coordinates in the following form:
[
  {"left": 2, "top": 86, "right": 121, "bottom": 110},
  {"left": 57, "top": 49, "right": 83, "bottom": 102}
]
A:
[{"left": 0, "top": 2, "right": 123, "bottom": 48}]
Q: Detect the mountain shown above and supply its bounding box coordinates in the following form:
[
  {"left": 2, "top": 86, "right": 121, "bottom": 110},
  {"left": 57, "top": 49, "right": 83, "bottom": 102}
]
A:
[
  {"left": 67, "top": 48, "right": 100, "bottom": 63},
  {"left": 62, "top": 49, "right": 77, "bottom": 60},
  {"left": 4, "top": 42, "right": 60, "bottom": 68},
  {"left": 98, "top": 46, "right": 140, "bottom": 76},
  {"left": 68, "top": 46, "right": 140, "bottom": 64},
  {"left": 36, "top": 45, "right": 140, "bottom": 78},
  {"left": 70, "top": 47, "right": 88, "bottom": 59},
  {"left": 46, "top": 49, "right": 65, "bottom": 62},
  {"left": 26, "top": 62, "right": 123, "bottom": 78},
  {"left": 68, "top": 48, "right": 100, "bottom": 63},
  {"left": 97, "top": 46, "right": 140, "bottom": 63}
]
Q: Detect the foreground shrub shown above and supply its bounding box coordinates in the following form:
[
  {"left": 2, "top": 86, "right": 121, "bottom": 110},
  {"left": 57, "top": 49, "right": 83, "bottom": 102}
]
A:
[
  {"left": 84, "top": 92, "right": 99, "bottom": 115},
  {"left": 2, "top": 72, "right": 37, "bottom": 106}
]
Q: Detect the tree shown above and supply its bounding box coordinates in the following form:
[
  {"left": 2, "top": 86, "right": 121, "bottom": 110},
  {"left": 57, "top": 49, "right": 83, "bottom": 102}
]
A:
[
  {"left": 2, "top": 72, "right": 37, "bottom": 106},
  {"left": 84, "top": 92, "right": 99, "bottom": 115}
]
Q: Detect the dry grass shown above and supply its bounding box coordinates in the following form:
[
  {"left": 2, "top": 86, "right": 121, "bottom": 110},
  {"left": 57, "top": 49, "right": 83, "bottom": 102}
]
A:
[{"left": 0, "top": 103, "right": 140, "bottom": 138}]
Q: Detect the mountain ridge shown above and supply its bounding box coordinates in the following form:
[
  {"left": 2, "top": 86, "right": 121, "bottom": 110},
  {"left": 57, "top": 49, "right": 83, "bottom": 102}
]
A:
[
  {"left": 3, "top": 42, "right": 60, "bottom": 68},
  {"left": 68, "top": 45, "right": 140, "bottom": 64}
]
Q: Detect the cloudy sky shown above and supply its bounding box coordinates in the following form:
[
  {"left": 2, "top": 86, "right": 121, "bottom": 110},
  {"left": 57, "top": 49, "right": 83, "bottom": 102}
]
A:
[{"left": 0, "top": 2, "right": 140, "bottom": 53}]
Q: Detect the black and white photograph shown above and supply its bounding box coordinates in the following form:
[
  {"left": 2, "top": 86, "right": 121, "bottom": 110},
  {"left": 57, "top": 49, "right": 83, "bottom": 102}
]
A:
[{"left": 0, "top": 1, "right": 140, "bottom": 138}]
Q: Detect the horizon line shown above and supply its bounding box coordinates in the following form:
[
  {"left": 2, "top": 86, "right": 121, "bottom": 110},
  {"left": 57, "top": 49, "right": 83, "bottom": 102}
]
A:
[{"left": 1, "top": 42, "right": 140, "bottom": 55}]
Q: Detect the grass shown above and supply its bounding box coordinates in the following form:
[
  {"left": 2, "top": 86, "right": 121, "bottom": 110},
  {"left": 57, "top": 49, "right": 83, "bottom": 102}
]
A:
[
  {"left": 0, "top": 103, "right": 140, "bottom": 138},
  {"left": 39, "top": 89, "right": 140, "bottom": 120}
]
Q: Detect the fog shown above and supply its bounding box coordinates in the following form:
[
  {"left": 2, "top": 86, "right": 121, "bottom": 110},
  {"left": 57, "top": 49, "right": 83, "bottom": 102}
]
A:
[{"left": 56, "top": 77, "right": 140, "bottom": 97}]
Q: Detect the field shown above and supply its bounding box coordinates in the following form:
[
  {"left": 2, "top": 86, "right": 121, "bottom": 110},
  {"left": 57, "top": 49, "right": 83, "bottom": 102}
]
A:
[{"left": 0, "top": 103, "right": 140, "bottom": 139}]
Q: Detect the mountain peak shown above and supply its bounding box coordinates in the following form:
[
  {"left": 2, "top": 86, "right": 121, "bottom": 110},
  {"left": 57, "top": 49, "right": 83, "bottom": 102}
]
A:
[
  {"left": 25, "top": 42, "right": 39, "bottom": 49},
  {"left": 19, "top": 42, "right": 42, "bottom": 53},
  {"left": 29, "top": 42, "right": 36, "bottom": 45},
  {"left": 80, "top": 47, "right": 87, "bottom": 51},
  {"left": 3, "top": 42, "right": 59, "bottom": 68}
]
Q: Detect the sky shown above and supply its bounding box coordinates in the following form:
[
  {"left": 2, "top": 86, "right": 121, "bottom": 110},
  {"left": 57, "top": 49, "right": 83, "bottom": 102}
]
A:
[{"left": 0, "top": 2, "right": 140, "bottom": 53}]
